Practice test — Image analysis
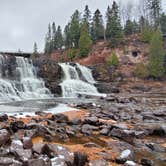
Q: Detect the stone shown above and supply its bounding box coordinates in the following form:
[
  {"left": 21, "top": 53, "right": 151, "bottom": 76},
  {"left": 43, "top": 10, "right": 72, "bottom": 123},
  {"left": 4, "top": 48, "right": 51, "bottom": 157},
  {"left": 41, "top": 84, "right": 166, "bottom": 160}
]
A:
[
  {"left": 24, "top": 159, "right": 47, "bottom": 166},
  {"left": 23, "top": 137, "right": 33, "bottom": 149},
  {"left": 89, "top": 159, "right": 109, "bottom": 166},
  {"left": 81, "top": 124, "right": 98, "bottom": 135},
  {"left": 10, "top": 121, "right": 25, "bottom": 132},
  {"left": 0, "top": 129, "right": 10, "bottom": 146},
  {"left": 33, "top": 143, "right": 46, "bottom": 154},
  {"left": 51, "top": 113, "right": 69, "bottom": 123},
  {"left": 100, "top": 128, "right": 109, "bottom": 136},
  {"left": 141, "top": 158, "right": 154, "bottom": 166},
  {"left": 84, "top": 142, "right": 101, "bottom": 148},
  {"left": 73, "top": 152, "right": 88, "bottom": 166},
  {"left": 0, "top": 114, "right": 8, "bottom": 122},
  {"left": 146, "top": 143, "right": 165, "bottom": 152},
  {"left": 110, "top": 128, "right": 135, "bottom": 143},
  {"left": 0, "top": 157, "right": 13, "bottom": 165},
  {"left": 84, "top": 116, "right": 99, "bottom": 125},
  {"left": 124, "top": 160, "right": 139, "bottom": 166}
]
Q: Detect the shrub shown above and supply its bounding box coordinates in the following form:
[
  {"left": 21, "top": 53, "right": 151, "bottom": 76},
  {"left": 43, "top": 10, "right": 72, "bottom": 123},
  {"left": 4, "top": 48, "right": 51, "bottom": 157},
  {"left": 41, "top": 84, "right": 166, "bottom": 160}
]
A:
[
  {"left": 141, "top": 27, "right": 154, "bottom": 43},
  {"left": 133, "top": 63, "right": 149, "bottom": 79},
  {"left": 67, "top": 49, "right": 79, "bottom": 61},
  {"left": 106, "top": 52, "right": 119, "bottom": 67}
]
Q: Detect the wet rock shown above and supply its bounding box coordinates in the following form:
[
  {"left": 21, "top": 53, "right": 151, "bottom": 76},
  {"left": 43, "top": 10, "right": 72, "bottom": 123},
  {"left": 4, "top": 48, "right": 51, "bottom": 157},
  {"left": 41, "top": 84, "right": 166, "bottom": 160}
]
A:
[
  {"left": 24, "top": 159, "right": 47, "bottom": 166},
  {"left": 51, "top": 113, "right": 69, "bottom": 123},
  {"left": 0, "top": 114, "right": 8, "bottom": 122},
  {"left": 73, "top": 152, "right": 88, "bottom": 166},
  {"left": 0, "top": 129, "right": 10, "bottom": 146},
  {"left": 81, "top": 124, "right": 98, "bottom": 135},
  {"left": 116, "top": 149, "right": 133, "bottom": 164},
  {"left": 0, "top": 157, "right": 14, "bottom": 165},
  {"left": 110, "top": 128, "right": 135, "bottom": 143},
  {"left": 84, "top": 116, "right": 99, "bottom": 126},
  {"left": 132, "top": 86, "right": 151, "bottom": 92},
  {"left": 23, "top": 137, "right": 33, "bottom": 149},
  {"left": 89, "top": 159, "right": 109, "bottom": 166},
  {"left": 10, "top": 121, "right": 25, "bottom": 132},
  {"left": 124, "top": 160, "right": 140, "bottom": 166},
  {"left": 71, "top": 118, "right": 82, "bottom": 125},
  {"left": 141, "top": 158, "right": 154, "bottom": 166},
  {"left": 100, "top": 128, "right": 110, "bottom": 136},
  {"left": 33, "top": 143, "right": 45, "bottom": 154},
  {"left": 146, "top": 143, "right": 165, "bottom": 152},
  {"left": 84, "top": 142, "right": 101, "bottom": 148}
]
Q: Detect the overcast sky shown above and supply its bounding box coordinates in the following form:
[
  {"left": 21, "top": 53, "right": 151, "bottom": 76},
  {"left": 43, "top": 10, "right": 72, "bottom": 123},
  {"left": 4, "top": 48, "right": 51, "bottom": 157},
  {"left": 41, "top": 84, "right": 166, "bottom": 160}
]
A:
[{"left": 0, "top": 0, "right": 165, "bottom": 52}]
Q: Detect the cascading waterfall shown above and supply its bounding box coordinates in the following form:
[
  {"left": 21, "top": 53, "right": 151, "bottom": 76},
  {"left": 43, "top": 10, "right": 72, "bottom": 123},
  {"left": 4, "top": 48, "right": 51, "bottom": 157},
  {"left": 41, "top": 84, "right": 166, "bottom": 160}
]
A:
[
  {"left": 59, "top": 63, "right": 101, "bottom": 98},
  {"left": 0, "top": 54, "right": 52, "bottom": 103}
]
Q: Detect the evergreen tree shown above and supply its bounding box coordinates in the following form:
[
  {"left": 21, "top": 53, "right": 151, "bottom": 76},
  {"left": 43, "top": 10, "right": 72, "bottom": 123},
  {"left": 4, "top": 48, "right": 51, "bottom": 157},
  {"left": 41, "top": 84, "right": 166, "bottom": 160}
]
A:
[
  {"left": 79, "top": 22, "right": 92, "bottom": 57},
  {"left": 52, "top": 22, "right": 57, "bottom": 50},
  {"left": 44, "top": 24, "right": 52, "bottom": 54},
  {"left": 106, "top": 1, "right": 123, "bottom": 47},
  {"left": 91, "top": 9, "right": 104, "bottom": 41},
  {"left": 70, "top": 10, "right": 81, "bottom": 48},
  {"left": 56, "top": 25, "right": 63, "bottom": 49},
  {"left": 83, "top": 5, "right": 91, "bottom": 33},
  {"left": 124, "top": 20, "right": 134, "bottom": 35},
  {"left": 64, "top": 23, "right": 72, "bottom": 48},
  {"left": 148, "top": 0, "right": 161, "bottom": 29},
  {"left": 33, "top": 42, "right": 38, "bottom": 56},
  {"left": 161, "top": 12, "right": 166, "bottom": 34},
  {"left": 148, "top": 29, "right": 165, "bottom": 78}
]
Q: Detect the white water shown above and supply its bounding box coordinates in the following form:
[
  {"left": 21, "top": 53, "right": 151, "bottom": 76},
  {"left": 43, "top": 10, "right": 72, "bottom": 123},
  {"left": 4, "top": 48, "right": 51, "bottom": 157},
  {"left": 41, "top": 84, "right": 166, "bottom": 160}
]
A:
[
  {"left": 0, "top": 55, "right": 52, "bottom": 103},
  {"left": 59, "top": 63, "right": 102, "bottom": 98}
]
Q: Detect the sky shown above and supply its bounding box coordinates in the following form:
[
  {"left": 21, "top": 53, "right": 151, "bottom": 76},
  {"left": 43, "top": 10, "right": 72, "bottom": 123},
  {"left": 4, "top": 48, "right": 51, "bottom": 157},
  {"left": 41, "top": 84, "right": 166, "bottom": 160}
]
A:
[{"left": 0, "top": 0, "right": 165, "bottom": 52}]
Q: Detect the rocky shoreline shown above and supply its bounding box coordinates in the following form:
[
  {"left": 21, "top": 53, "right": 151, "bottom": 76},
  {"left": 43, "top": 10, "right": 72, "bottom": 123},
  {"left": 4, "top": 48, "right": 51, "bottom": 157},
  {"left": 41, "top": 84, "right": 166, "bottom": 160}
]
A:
[{"left": 0, "top": 85, "right": 165, "bottom": 166}]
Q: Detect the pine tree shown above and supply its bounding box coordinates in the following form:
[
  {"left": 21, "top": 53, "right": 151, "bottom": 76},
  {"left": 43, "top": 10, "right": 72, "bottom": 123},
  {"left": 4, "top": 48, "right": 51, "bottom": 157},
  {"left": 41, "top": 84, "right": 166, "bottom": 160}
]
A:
[
  {"left": 56, "top": 25, "right": 63, "bottom": 49},
  {"left": 52, "top": 22, "right": 57, "bottom": 50},
  {"left": 79, "top": 22, "right": 92, "bottom": 57},
  {"left": 106, "top": 1, "right": 123, "bottom": 47},
  {"left": 161, "top": 12, "right": 166, "bottom": 34},
  {"left": 147, "top": 0, "right": 161, "bottom": 29},
  {"left": 70, "top": 10, "right": 81, "bottom": 48},
  {"left": 64, "top": 23, "right": 72, "bottom": 49},
  {"left": 91, "top": 9, "right": 104, "bottom": 42},
  {"left": 148, "top": 29, "right": 165, "bottom": 78},
  {"left": 44, "top": 24, "right": 52, "bottom": 54},
  {"left": 124, "top": 20, "right": 134, "bottom": 35},
  {"left": 83, "top": 5, "right": 91, "bottom": 33},
  {"left": 33, "top": 42, "right": 38, "bottom": 54}
]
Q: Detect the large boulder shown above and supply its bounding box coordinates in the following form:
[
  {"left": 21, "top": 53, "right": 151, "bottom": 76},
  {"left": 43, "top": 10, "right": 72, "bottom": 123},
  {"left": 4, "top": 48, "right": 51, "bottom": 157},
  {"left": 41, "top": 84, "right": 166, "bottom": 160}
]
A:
[{"left": 33, "top": 57, "right": 63, "bottom": 96}]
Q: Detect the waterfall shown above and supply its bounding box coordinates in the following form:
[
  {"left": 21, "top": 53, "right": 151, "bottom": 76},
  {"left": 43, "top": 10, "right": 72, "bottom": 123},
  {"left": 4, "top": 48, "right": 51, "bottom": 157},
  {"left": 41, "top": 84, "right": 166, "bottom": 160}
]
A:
[
  {"left": 59, "top": 63, "right": 101, "bottom": 98},
  {"left": 0, "top": 55, "right": 52, "bottom": 103}
]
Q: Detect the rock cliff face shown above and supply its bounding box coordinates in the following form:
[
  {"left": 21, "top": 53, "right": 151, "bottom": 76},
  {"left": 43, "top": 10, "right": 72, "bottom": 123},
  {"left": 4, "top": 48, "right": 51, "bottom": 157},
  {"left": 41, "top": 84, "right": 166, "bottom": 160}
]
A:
[{"left": 33, "top": 57, "right": 63, "bottom": 96}]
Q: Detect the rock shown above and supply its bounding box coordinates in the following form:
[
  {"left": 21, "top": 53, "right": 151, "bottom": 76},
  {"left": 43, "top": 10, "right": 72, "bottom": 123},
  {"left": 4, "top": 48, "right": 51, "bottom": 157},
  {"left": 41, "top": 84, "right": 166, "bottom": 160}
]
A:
[
  {"left": 141, "top": 158, "right": 154, "bottom": 166},
  {"left": 23, "top": 137, "right": 33, "bottom": 149},
  {"left": 33, "top": 143, "right": 45, "bottom": 154},
  {"left": 24, "top": 159, "right": 47, "bottom": 166},
  {"left": 0, "top": 114, "right": 8, "bottom": 122},
  {"left": 73, "top": 152, "right": 88, "bottom": 166},
  {"left": 0, "top": 129, "right": 10, "bottom": 146},
  {"left": 10, "top": 121, "right": 25, "bottom": 132},
  {"left": 81, "top": 124, "right": 98, "bottom": 135},
  {"left": 89, "top": 159, "right": 109, "bottom": 166},
  {"left": 146, "top": 143, "right": 165, "bottom": 152},
  {"left": 10, "top": 140, "right": 23, "bottom": 151},
  {"left": 100, "top": 128, "right": 109, "bottom": 136},
  {"left": 33, "top": 57, "right": 63, "bottom": 96},
  {"left": 84, "top": 142, "right": 101, "bottom": 148},
  {"left": 0, "top": 157, "right": 14, "bottom": 165},
  {"left": 116, "top": 149, "right": 133, "bottom": 164},
  {"left": 51, "top": 113, "right": 69, "bottom": 123},
  {"left": 132, "top": 86, "right": 151, "bottom": 92},
  {"left": 84, "top": 116, "right": 99, "bottom": 126},
  {"left": 124, "top": 160, "right": 139, "bottom": 166},
  {"left": 110, "top": 128, "right": 135, "bottom": 143},
  {"left": 71, "top": 118, "right": 82, "bottom": 125}
]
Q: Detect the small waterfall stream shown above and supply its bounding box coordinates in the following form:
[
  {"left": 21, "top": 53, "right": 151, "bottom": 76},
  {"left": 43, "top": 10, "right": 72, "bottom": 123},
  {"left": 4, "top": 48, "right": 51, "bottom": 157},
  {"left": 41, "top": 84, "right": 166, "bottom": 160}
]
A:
[
  {"left": 59, "top": 63, "right": 101, "bottom": 98},
  {"left": 0, "top": 55, "right": 52, "bottom": 102}
]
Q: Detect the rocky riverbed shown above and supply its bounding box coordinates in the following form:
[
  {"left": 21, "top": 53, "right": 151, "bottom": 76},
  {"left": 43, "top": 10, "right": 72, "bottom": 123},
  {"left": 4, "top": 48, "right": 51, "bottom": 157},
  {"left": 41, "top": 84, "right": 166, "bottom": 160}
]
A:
[{"left": 0, "top": 85, "right": 165, "bottom": 166}]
